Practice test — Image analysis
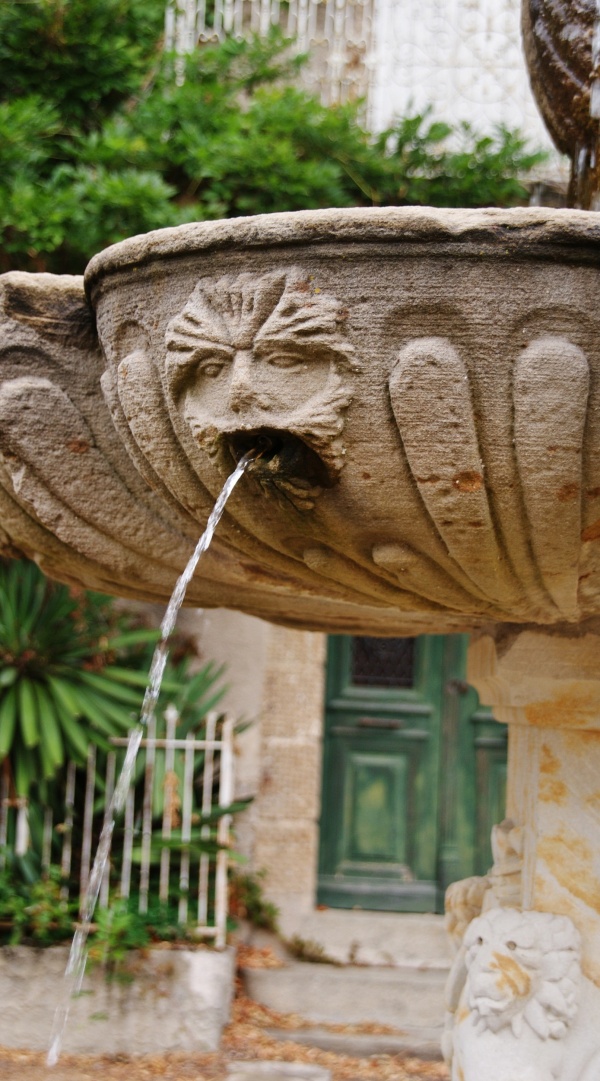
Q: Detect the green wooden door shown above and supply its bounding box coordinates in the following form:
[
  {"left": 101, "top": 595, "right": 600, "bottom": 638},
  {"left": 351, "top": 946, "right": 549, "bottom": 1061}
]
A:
[{"left": 317, "top": 634, "right": 507, "bottom": 913}]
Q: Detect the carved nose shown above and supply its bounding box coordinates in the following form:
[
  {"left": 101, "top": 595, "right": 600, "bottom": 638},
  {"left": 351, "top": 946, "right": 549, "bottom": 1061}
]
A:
[{"left": 228, "top": 351, "right": 256, "bottom": 413}]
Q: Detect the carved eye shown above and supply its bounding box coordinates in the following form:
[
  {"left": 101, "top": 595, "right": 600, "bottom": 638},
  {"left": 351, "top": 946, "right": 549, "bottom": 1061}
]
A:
[
  {"left": 476, "top": 936, "right": 483, "bottom": 945},
  {"left": 198, "top": 360, "right": 225, "bottom": 378},
  {"left": 506, "top": 941, "right": 517, "bottom": 950},
  {"left": 266, "top": 352, "right": 304, "bottom": 370}
]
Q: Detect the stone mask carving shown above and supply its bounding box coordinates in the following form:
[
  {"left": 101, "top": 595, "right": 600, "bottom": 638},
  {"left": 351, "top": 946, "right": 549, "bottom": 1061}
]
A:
[{"left": 162, "top": 269, "right": 357, "bottom": 509}]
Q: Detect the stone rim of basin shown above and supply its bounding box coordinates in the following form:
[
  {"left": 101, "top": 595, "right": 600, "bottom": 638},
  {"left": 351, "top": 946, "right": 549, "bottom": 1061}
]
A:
[{"left": 84, "top": 206, "right": 600, "bottom": 291}]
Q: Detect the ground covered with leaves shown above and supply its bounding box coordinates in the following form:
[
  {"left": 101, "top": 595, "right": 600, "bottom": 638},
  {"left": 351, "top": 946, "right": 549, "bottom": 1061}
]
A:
[{"left": 0, "top": 965, "right": 449, "bottom": 1081}]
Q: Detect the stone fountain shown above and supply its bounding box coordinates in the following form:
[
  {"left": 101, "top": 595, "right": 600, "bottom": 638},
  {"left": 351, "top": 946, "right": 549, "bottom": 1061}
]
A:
[{"left": 3, "top": 4, "right": 600, "bottom": 1078}]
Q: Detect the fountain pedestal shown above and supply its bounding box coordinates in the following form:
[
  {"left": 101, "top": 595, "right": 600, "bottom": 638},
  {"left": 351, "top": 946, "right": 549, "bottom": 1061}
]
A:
[{"left": 442, "top": 626, "right": 600, "bottom": 1081}]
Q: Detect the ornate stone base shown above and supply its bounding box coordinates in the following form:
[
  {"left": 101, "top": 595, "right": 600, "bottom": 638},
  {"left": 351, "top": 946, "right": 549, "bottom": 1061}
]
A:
[{"left": 443, "top": 627, "right": 600, "bottom": 1080}]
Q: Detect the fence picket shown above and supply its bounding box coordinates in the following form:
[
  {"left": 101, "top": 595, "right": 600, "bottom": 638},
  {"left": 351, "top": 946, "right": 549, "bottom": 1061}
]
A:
[
  {"left": 139, "top": 713, "right": 157, "bottom": 914},
  {"left": 42, "top": 807, "right": 53, "bottom": 875},
  {"left": 121, "top": 786, "right": 135, "bottom": 901},
  {"left": 79, "top": 744, "right": 96, "bottom": 901},
  {"left": 198, "top": 711, "right": 217, "bottom": 924},
  {"left": 215, "top": 717, "right": 234, "bottom": 948},
  {"left": 100, "top": 752, "right": 116, "bottom": 908},
  {"left": 178, "top": 732, "right": 195, "bottom": 924},
  {"left": 159, "top": 706, "right": 178, "bottom": 904},
  {"left": 60, "top": 761, "right": 76, "bottom": 898},
  {"left": 0, "top": 770, "right": 9, "bottom": 868},
  {"left": 164, "top": 0, "right": 376, "bottom": 107}
]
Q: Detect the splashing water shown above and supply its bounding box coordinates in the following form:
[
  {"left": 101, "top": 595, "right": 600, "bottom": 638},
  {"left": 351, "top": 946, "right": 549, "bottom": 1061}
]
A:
[{"left": 47, "top": 452, "right": 255, "bottom": 1068}]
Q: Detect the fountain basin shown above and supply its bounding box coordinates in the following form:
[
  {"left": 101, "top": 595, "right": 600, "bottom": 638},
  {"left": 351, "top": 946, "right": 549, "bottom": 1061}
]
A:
[{"left": 2, "top": 206, "right": 600, "bottom": 633}]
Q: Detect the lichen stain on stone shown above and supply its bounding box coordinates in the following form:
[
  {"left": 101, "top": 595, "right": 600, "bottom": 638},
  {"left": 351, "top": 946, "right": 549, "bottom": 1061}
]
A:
[
  {"left": 541, "top": 777, "right": 568, "bottom": 803},
  {"left": 490, "top": 951, "right": 531, "bottom": 999},
  {"left": 65, "top": 438, "right": 90, "bottom": 454},
  {"left": 525, "top": 686, "right": 600, "bottom": 728},
  {"left": 537, "top": 830, "right": 600, "bottom": 915},
  {"left": 557, "top": 482, "right": 580, "bottom": 502},
  {"left": 539, "top": 743, "right": 568, "bottom": 802},
  {"left": 452, "top": 470, "right": 483, "bottom": 492},
  {"left": 540, "top": 742, "right": 560, "bottom": 774},
  {"left": 582, "top": 518, "right": 600, "bottom": 542}
]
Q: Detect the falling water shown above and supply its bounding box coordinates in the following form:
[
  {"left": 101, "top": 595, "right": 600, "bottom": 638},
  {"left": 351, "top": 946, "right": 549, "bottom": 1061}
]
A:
[{"left": 47, "top": 451, "right": 255, "bottom": 1068}]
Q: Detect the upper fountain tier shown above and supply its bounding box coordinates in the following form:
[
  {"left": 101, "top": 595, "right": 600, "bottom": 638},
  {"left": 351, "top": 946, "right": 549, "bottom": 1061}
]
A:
[{"left": 2, "top": 205, "right": 600, "bottom": 635}]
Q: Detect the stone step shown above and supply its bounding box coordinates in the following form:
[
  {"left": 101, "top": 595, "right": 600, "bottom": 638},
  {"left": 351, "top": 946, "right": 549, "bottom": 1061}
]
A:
[
  {"left": 253, "top": 911, "right": 453, "bottom": 969},
  {"left": 242, "top": 960, "right": 448, "bottom": 1030},
  {"left": 265, "top": 1026, "right": 444, "bottom": 1061}
]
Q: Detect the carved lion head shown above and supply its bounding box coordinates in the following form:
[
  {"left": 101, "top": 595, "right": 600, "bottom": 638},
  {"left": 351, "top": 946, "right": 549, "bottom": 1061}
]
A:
[{"left": 463, "top": 908, "right": 581, "bottom": 1040}]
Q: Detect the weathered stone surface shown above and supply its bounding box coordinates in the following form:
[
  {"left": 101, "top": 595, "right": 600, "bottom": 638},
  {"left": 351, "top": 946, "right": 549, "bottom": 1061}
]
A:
[
  {"left": 4, "top": 207, "right": 600, "bottom": 633},
  {"left": 0, "top": 945, "right": 235, "bottom": 1054}
]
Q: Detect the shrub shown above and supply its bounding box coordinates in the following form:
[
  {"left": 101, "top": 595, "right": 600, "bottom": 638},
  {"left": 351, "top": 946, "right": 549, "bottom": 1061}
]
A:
[{"left": 0, "top": 2, "right": 546, "bottom": 274}]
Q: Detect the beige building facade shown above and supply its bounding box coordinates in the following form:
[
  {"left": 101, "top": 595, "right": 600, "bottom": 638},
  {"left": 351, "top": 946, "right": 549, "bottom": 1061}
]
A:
[{"left": 186, "top": 609, "right": 327, "bottom": 933}]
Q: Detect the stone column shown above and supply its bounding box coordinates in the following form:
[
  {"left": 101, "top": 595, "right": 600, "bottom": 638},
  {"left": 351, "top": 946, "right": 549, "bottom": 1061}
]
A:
[
  {"left": 468, "top": 625, "right": 600, "bottom": 981},
  {"left": 443, "top": 626, "right": 600, "bottom": 1081}
]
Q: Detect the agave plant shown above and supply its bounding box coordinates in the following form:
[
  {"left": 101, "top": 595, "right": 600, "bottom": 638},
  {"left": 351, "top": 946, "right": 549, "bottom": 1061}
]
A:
[{"left": 0, "top": 558, "right": 158, "bottom": 798}]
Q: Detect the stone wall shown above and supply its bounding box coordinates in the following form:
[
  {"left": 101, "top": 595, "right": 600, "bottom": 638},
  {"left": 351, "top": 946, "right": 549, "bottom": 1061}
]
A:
[{"left": 191, "top": 610, "right": 327, "bottom": 928}]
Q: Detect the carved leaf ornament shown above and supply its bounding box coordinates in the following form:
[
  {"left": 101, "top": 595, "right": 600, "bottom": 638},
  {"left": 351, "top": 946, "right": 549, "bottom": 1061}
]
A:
[{"left": 2, "top": 208, "right": 600, "bottom": 635}]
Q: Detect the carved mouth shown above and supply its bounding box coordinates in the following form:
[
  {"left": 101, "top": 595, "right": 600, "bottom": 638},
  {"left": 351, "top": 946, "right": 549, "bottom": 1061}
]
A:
[{"left": 227, "top": 428, "right": 334, "bottom": 490}]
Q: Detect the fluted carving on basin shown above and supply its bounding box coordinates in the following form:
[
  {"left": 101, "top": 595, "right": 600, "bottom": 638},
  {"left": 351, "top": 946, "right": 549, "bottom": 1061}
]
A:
[
  {"left": 513, "top": 337, "right": 589, "bottom": 621},
  {"left": 388, "top": 336, "right": 519, "bottom": 617},
  {"left": 2, "top": 209, "right": 600, "bottom": 634},
  {"left": 0, "top": 274, "right": 205, "bottom": 600}
]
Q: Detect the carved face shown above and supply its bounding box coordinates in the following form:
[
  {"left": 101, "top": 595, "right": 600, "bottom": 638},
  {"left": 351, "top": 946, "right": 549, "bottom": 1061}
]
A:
[
  {"left": 463, "top": 909, "right": 580, "bottom": 1039},
  {"left": 163, "top": 270, "right": 356, "bottom": 506}
]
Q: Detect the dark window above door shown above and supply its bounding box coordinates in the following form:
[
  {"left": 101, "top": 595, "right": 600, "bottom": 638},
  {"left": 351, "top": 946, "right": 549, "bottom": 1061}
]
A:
[{"left": 350, "top": 636, "right": 416, "bottom": 689}]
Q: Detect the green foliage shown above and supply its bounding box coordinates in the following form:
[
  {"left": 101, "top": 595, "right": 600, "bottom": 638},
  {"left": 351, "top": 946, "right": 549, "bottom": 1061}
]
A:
[
  {"left": 229, "top": 869, "right": 279, "bottom": 932},
  {"left": 0, "top": 559, "right": 159, "bottom": 798},
  {"left": 87, "top": 901, "right": 150, "bottom": 981},
  {"left": 285, "top": 934, "right": 341, "bottom": 965},
  {"left": 369, "top": 114, "right": 543, "bottom": 209},
  {"left": 0, "top": 2, "right": 546, "bottom": 274},
  {"left": 0, "top": 0, "right": 165, "bottom": 129},
  {"left": 0, "top": 863, "right": 75, "bottom": 945},
  {"left": 86, "top": 894, "right": 221, "bottom": 979}
]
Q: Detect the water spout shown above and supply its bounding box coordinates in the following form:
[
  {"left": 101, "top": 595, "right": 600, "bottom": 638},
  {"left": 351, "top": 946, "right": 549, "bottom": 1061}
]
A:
[{"left": 47, "top": 449, "right": 256, "bottom": 1068}]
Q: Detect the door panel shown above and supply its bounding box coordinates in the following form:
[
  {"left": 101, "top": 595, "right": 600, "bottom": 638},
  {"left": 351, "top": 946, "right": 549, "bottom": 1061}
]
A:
[
  {"left": 318, "top": 634, "right": 508, "bottom": 912},
  {"left": 348, "top": 752, "right": 408, "bottom": 864}
]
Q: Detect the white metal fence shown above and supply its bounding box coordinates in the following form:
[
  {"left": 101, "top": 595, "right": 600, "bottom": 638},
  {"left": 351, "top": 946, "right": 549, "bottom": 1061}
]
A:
[
  {"left": 0, "top": 710, "right": 234, "bottom": 948},
  {"left": 164, "top": 0, "right": 378, "bottom": 111}
]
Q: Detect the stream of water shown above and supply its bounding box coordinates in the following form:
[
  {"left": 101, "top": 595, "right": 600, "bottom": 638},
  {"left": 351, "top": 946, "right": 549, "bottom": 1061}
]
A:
[{"left": 47, "top": 451, "right": 255, "bottom": 1068}]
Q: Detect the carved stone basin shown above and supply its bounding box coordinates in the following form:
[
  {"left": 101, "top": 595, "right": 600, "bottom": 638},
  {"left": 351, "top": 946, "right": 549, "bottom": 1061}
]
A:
[{"left": 2, "top": 206, "right": 600, "bottom": 636}]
